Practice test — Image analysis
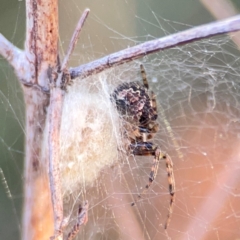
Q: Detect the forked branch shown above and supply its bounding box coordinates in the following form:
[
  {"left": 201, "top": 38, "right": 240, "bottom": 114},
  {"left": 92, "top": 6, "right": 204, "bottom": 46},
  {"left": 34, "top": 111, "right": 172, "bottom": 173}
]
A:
[{"left": 0, "top": 6, "right": 240, "bottom": 240}]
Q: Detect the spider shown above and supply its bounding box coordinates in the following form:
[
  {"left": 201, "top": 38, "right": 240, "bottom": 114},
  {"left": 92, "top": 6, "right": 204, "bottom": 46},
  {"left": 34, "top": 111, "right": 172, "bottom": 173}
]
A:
[{"left": 111, "top": 64, "right": 175, "bottom": 229}]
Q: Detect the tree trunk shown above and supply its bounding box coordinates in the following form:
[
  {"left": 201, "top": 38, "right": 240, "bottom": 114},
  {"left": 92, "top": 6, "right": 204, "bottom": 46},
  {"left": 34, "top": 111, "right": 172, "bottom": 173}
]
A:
[{"left": 22, "top": 0, "right": 59, "bottom": 239}]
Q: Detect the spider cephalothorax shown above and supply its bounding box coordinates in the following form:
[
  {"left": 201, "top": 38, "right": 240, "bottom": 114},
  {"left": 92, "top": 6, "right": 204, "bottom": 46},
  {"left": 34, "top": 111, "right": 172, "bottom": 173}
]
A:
[{"left": 111, "top": 65, "right": 175, "bottom": 229}]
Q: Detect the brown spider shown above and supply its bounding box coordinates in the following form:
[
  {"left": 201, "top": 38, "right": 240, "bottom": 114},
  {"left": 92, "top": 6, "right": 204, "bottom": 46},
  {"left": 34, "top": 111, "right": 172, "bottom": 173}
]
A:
[{"left": 111, "top": 65, "right": 175, "bottom": 229}]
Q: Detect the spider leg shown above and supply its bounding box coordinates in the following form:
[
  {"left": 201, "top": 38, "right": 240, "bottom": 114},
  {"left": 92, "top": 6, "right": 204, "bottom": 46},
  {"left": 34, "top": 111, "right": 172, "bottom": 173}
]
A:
[
  {"left": 150, "top": 91, "right": 157, "bottom": 113},
  {"left": 65, "top": 201, "right": 89, "bottom": 240},
  {"left": 130, "top": 142, "right": 175, "bottom": 229},
  {"left": 140, "top": 64, "right": 149, "bottom": 89},
  {"left": 157, "top": 150, "right": 175, "bottom": 229}
]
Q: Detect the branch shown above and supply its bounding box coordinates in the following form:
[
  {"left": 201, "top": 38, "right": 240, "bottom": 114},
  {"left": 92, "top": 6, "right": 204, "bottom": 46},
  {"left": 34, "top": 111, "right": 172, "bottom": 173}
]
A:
[
  {"left": 0, "top": 34, "right": 23, "bottom": 69},
  {"left": 49, "top": 85, "right": 64, "bottom": 240},
  {"left": 49, "top": 9, "right": 90, "bottom": 240},
  {"left": 61, "top": 9, "right": 90, "bottom": 71},
  {"left": 0, "top": 34, "right": 35, "bottom": 86},
  {"left": 70, "top": 14, "right": 240, "bottom": 80},
  {"left": 0, "top": 4, "right": 90, "bottom": 239}
]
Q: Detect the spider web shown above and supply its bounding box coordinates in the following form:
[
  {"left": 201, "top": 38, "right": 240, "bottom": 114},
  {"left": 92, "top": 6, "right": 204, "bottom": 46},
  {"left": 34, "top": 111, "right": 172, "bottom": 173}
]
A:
[{"left": 1, "top": 1, "right": 240, "bottom": 240}]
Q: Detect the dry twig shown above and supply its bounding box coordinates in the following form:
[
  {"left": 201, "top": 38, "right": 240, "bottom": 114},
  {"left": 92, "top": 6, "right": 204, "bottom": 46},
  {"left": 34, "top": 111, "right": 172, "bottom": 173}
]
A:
[
  {"left": 61, "top": 9, "right": 90, "bottom": 71},
  {"left": 49, "top": 9, "right": 90, "bottom": 240},
  {"left": 70, "top": 14, "right": 240, "bottom": 80}
]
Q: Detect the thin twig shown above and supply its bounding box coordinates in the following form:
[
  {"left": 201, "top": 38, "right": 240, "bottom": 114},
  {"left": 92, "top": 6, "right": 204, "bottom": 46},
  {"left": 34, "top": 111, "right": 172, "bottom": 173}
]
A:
[
  {"left": 0, "top": 33, "right": 33, "bottom": 84},
  {"left": 49, "top": 9, "right": 90, "bottom": 240},
  {"left": 0, "top": 34, "right": 23, "bottom": 69},
  {"left": 70, "top": 14, "right": 240, "bottom": 80},
  {"left": 61, "top": 9, "right": 90, "bottom": 71},
  {"left": 49, "top": 85, "right": 65, "bottom": 240}
]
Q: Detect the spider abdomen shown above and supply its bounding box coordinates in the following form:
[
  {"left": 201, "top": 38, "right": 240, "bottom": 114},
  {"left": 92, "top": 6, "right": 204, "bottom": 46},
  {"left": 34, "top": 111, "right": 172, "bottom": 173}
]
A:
[{"left": 111, "top": 81, "right": 157, "bottom": 126}]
